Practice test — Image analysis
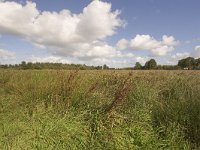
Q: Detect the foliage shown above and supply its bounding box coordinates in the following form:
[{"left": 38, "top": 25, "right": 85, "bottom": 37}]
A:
[
  {"left": 134, "top": 62, "right": 142, "bottom": 70},
  {"left": 1, "top": 56, "right": 200, "bottom": 70},
  {"left": 133, "top": 57, "right": 200, "bottom": 70},
  {"left": 0, "top": 62, "right": 104, "bottom": 70},
  {"left": 144, "top": 59, "right": 157, "bottom": 69},
  {"left": 178, "top": 57, "right": 196, "bottom": 69}
]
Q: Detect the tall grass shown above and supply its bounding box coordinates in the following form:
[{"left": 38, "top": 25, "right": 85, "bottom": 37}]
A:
[{"left": 0, "top": 70, "right": 199, "bottom": 149}]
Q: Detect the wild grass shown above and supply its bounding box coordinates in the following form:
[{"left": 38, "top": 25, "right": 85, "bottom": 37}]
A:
[{"left": 0, "top": 69, "right": 200, "bottom": 149}]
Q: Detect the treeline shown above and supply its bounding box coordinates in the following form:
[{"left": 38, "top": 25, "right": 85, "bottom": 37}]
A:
[
  {"left": 0, "top": 61, "right": 107, "bottom": 70},
  {"left": 134, "top": 57, "right": 200, "bottom": 70},
  {"left": 1, "top": 57, "right": 200, "bottom": 70}
]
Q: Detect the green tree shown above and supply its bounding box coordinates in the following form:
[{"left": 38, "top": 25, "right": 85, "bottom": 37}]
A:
[
  {"left": 27, "top": 62, "right": 33, "bottom": 69},
  {"left": 21, "top": 61, "right": 27, "bottom": 69},
  {"left": 103, "top": 64, "right": 109, "bottom": 70},
  {"left": 144, "top": 59, "right": 157, "bottom": 69},
  {"left": 178, "top": 57, "right": 195, "bottom": 69},
  {"left": 195, "top": 58, "right": 200, "bottom": 69},
  {"left": 134, "top": 62, "right": 142, "bottom": 70}
]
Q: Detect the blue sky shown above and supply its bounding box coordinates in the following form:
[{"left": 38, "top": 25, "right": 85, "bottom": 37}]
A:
[{"left": 0, "top": 0, "right": 200, "bottom": 67}]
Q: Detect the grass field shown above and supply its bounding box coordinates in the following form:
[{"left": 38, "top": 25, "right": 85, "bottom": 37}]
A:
[{"left": 0, "top": 70, "right": 200, "bottom": 149}]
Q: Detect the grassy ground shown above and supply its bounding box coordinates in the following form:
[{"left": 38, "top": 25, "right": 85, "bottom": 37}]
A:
[{"left": 0, "top": 70, "right": 200, "bottom": 149}]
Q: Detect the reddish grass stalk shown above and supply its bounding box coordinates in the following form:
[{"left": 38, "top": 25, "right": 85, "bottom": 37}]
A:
[{"left": 106, "top": 72, "right": 133, "bottom": 113}]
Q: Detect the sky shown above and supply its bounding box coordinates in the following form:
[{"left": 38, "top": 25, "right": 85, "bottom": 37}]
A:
[{"left": 0, "top": 0, "right": 200, "bottom": 68}]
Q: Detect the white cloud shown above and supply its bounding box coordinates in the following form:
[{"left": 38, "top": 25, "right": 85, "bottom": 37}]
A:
[
  {"left": 0, "top": 0, "right": 124, "bottom": 59},
  {"left": 135, "top": 56, "right": 149, "bottom": 65},
  {"left": 28, "top": 54, "right": 135, "bottom": 68},
  {"left": 195, "top": 45, "right": 200, "bottom": 51},
  {"left": 0, "top": 49, "right": 16, "bottom": 60},
  {"left": 72, "top": 41, "right": 117, "bottom": 59},
  {"left": 192, "top": 45, "right": 200, "bottom": 57},
  {"left": 0, "top": 1, "right": 39, "bottom": 36},
  {"left": 171, "top": 52, "right": 190, "bottom": 60},
  {"left": 117, "top": 34, "right": 178, "bottom": 56},
  {"left": 130, "top": 34, "right": 178, "bottom": 56},
  {"left": 130, "top": 35, "right": 160, "bottom": 50},
  {"left": 151, "top": 45, "right": 174, "bottom": 56},
  {"left": 0, "top": 0, "right": 184, "bottom": 67},
  {"left": 116, "top": 38, "right": 129, "bottom": 50},
  {"left": 167, "top": 52, "right": 190, "bottom": 65},
  {"left": 29, "top": 56, "right": 72, "bottom": 64},
  {"left": 76, "top": 0, "right": 122, "bottom": 42},
  {"left": 162, "top": 35, "right": 178, "bottom": 46},
  {"left": 89, "top": 55, "right": 147, "bottom": 68},
  {"left": 170, "top": 45, "right": 200, "bottom": 64}
]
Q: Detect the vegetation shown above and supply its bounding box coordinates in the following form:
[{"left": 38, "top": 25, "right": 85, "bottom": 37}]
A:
[
  {"left": 133, "top": 57, "right": 200, "bottom": 70},
  {"left": 0, "top": 62, "right": 106, "bottom": 70},
  {"left": 134, "top": 62, "right": 142, "bottom": 70},
  {"left": 144, "top": 59, "right": 157, "bottom": 69},
  {"left": 1, "top": 56, "right": 200, "bottom": 70},
  {"left": 0, "top": 70, "right": 200, "bottom": 149},
  {"left": 178, "top": 57, "right": 200, "bottom": 69}
]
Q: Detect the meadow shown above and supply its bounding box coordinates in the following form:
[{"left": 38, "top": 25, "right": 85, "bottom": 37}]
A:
[{"left": 0, "top": 70, "right": 200, "bottom": 149}]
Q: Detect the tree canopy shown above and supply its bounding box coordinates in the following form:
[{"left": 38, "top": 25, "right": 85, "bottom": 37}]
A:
[
  {"left": 144, "top": 59, "right": 157, "bottom": 69},
  {"left": 178, "top": 57, "right": 196, "bottom": 69},
  {"left": 134, "top": 62, "right": 142, "bottom": 70}
]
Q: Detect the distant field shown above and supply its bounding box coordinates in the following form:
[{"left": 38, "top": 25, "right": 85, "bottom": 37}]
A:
[{"left": 0, "top": 70, "right": 200, "bottom": 149}]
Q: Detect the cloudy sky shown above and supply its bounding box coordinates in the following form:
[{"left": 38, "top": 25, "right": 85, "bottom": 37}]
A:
[{"left": 0, "top": 0, "right": 200, "bottom": 67}]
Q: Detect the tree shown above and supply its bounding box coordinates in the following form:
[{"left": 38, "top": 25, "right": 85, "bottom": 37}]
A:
[
  {"left": 134, "top": 62, "right": 142, "bottom": 70},
  {"left": 103, "top": 64, "right": 109, "bottom": 70},
  {"left": 178, "top": 57, "right": 195, "bottom": 69},
  {"left": 195, "top": 58, "right": 200, "bottom": 70},
  {"left": 21, "top": 61, "right": 27, "bottom": 69},
  {"left": 27, "top": 62, "right": 33, "bottom": 69},
  {"left": 144, "top": 59, "right": 157, "bottom": 69}
]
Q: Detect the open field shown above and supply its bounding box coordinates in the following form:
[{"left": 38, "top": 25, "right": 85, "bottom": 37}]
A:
[{"left": 0, "top": 70, "right": 200, "bottom": 149}]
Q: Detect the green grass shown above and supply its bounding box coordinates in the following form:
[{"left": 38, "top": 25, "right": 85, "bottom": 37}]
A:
[{"left": 0, "top": 70, "right": 200, "bottom": 149}]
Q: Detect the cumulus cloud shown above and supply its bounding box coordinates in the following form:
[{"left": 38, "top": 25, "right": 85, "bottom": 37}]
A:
[
  {"left": 116, "top": 38, "right": 129, "bottom": 50},
  {"left": 171, "top": 52, "right": 190, "bottom": 60},
  {"left": 162, "top": 35, "right": 178, "bottom": 46},
  {"left": 0, "top": 0, "right": 183, "bottom": 67},
  {"left": 0, "top": 0, "right": 124, "bottom": 59},
  {"left": 76, "top": 0, "right": 122, "bottom": 42},
  {"left": 0, "top": 49, "right": 16, "bottom": 59},
  {"left": 72, "top": 41, "right": 118, "bottom": 59},
  {"left": 117, "top": 34, "right": 178, "bottom": 56},
  {"left": 151, "top": 45, "right": 174, "bottom": 56},
  {"left": 130, "top": 35, "right": 160, "bottom": 50}
]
